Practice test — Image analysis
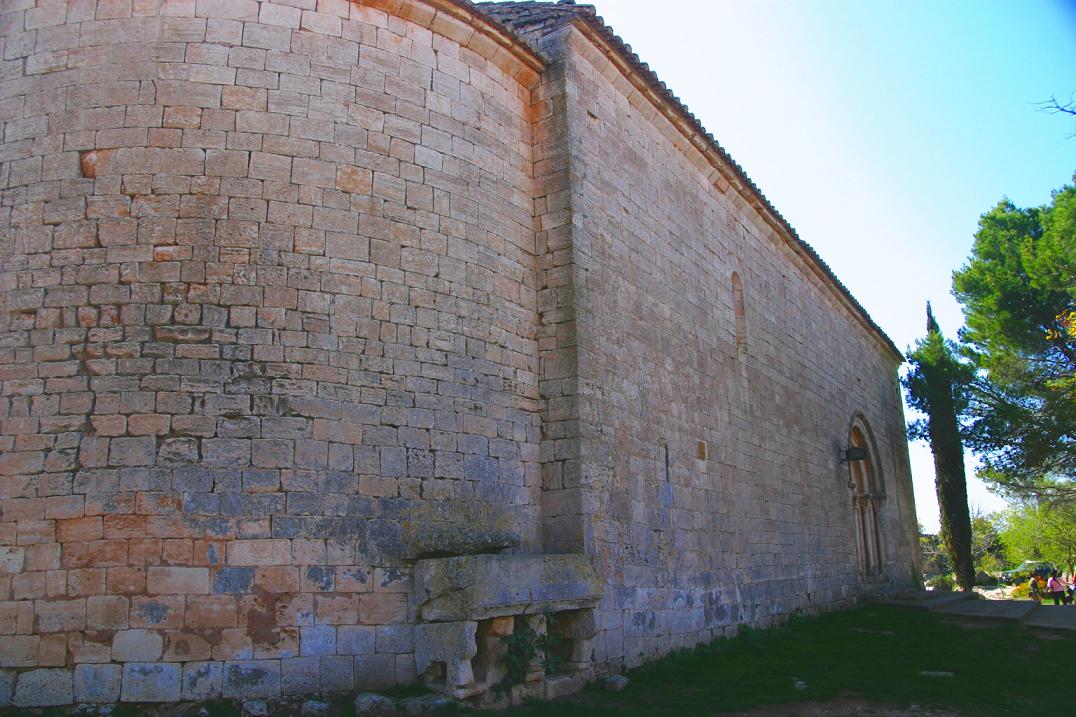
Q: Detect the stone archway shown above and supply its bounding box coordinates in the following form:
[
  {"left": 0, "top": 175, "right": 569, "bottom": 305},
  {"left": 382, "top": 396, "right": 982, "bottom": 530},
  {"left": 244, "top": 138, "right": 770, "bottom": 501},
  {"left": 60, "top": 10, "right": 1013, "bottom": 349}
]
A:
[{"left": 848, "top": 416, "right": 886, "bottom": 580}]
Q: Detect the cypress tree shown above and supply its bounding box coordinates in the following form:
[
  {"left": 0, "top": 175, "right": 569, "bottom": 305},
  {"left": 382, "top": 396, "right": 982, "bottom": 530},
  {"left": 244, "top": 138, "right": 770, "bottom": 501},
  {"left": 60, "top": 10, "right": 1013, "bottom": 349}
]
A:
[{"left": 904, "top": 303, "right": 976, "bottom": 590}]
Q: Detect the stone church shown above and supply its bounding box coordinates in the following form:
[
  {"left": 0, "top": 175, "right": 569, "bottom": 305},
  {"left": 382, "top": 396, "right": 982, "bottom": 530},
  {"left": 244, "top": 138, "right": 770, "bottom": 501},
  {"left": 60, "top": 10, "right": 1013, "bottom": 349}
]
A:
[{"left": 0, "top": 0, "right": 920, "bottom": 707}]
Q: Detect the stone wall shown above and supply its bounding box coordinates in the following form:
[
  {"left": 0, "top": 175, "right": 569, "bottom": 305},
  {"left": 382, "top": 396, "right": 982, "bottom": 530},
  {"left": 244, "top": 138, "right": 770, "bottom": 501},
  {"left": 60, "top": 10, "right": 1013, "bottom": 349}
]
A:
[
  {"left": 0, "top": 0, "right": 920, "bottom": 707},
  {"left": 553, "top": 25, "right": 920, "bottom": 667},
  {"left": 0, "top": 0, "right": 546, "bottom": 704}
]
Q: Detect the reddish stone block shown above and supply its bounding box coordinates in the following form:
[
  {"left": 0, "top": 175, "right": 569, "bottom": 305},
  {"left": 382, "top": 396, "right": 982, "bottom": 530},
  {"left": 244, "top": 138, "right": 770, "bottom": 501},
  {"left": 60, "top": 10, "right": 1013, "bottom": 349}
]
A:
[
  {"left": 130, "top": 595, "right": 185, "bottom": 630},
  {"left": 163, "top": 630, "right": 212, "bottom": 661},
  {"left": 46, "top": 570, "right": 67, "bottom": 598},
  {"left": 0, "top": 635, "right": 40, "bottom": 667},
  {"left": 35, "top": 598, "right": 86, "bottom": 632},
  {"left": 56, "top": 517, "right": 103, "bottom": 543},
  {"left": 254, "top": 567, "right": 299, "bottom": 593},
  {"left": 147, "top": 567, "right": 209, "bottom": 595},
  {"left": 193, "top": 541, "right": 229, "bottom": 567},
  {"left": 66, "top": 569, "right": 106, "bottom": 597},
  {"left": 161, "top": 539, "right": 194, "bottom": 566},
  {"left": 129, "top": 539, "right": 163, "bottom": 566},
  {"left": 106, "top": 567, "right": 146, "bottom": 595},
  {"left": 274, "top": 593, "right": 314, "bottom": 628},
  {"left": 184, "top": 595, "right": 236, "bottom": 629},
  {"left": 0, "top": 601, "right": 18, "bottom": 634},
  {"left": 252, "top": 626, "right": 298, "bottom": 660},
  {"left": 211, "top": 628, "right": 252, "bottom": 661},
  {"left": 39, "top": 633, "right": 69, "bottom": 666},
  {"left": 104, "top": 515, "right": 146, "bottom": 539},
  {"left": 43, "top": 496, "right": 85, "bottom": 521},
  {"left": 314, "top": 594, "right": 357, "bottom": 625},
  {"left": 25, "top": 542, "right": 61, "bottom": 571},
  {"left": 86, "top": 595, "right": 130, "bottom": 630},
  {"left": 62, "top": 540, "right": 128, "bottom": 568},
  {"left": 11, "top": 572, "right": 45, "bottom": 600},
  {"left": 228, "top": 540, "right": 291, "bottom": 566},
  {"left": 357, "top": 593, "right": 407, "bottom": 625},
  {"left": 69, "top": 632, "right": 113, "bottom": 664},
  {"left": 17, "top": 520, "right": 56, "bottom": 545}
]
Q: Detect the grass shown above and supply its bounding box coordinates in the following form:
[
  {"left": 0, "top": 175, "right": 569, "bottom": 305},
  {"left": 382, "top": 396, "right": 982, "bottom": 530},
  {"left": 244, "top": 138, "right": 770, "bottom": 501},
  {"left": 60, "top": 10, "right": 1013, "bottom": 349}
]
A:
[{"left": 487, "top": 605, "right": 1074, "bottom": 717}]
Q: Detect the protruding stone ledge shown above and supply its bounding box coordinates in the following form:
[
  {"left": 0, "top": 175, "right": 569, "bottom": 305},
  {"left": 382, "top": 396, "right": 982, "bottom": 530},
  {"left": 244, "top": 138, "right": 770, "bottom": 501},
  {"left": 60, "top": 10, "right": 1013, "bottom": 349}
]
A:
[{"left": 413, "top": 554, "right": 602, "bottom": 622}]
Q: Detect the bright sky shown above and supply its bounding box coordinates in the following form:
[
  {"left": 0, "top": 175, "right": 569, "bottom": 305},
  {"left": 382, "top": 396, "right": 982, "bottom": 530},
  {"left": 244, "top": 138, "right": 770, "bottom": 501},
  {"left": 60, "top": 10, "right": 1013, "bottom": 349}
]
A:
[{"left": 582, "top": 0, "right": 1076, "bottom": 532}]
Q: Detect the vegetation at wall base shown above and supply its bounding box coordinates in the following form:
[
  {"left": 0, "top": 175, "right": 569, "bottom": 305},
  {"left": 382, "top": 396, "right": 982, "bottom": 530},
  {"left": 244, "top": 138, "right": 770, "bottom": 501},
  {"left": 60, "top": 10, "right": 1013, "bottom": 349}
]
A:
[{"left": 491, "top": 605, "right": 1074, "bottom": 717}]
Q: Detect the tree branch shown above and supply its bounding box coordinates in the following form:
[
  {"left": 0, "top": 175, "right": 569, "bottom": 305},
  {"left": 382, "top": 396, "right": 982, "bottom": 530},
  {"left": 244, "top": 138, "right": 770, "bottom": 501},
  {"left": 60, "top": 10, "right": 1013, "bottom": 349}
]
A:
[{"left": 1035, "top": 94, "right": 1076, "bottom": 117}]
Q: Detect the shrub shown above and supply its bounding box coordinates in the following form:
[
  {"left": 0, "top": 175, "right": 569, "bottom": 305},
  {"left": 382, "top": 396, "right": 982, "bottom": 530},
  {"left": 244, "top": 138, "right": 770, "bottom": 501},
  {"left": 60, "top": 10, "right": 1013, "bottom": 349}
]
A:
[{"left": 926, "top": 573, "right": 955, "bottom": 591}]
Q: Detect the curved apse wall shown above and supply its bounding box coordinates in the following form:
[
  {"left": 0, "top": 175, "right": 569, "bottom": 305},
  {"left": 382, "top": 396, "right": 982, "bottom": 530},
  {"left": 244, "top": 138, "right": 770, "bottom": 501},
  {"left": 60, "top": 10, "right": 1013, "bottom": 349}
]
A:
[{"left": 0, "top": 0, "right": 542, "bottom": 705}]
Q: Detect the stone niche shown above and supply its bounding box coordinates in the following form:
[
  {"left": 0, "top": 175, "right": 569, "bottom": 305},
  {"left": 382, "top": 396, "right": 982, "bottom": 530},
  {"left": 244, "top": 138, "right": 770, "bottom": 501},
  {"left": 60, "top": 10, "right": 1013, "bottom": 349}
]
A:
[{"left": 410, "top": 555, "right": 603, "bottom": 702}]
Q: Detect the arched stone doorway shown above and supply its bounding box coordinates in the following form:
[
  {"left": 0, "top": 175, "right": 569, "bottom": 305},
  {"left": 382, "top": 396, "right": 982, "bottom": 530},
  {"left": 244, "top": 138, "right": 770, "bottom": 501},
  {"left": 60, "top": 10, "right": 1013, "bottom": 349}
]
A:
[{"left": 847, "top": 416, "right": 886, "bottom": 581}]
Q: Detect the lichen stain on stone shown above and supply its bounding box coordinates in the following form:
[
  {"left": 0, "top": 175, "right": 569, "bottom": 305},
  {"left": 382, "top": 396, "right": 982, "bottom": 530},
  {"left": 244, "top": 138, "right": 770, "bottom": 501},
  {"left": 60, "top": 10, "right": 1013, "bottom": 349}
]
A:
[
  {"left": 226, "top": 663, "right": 268, "bottom": 686},
  {"left": 139, "top": 601, "right": 170, "bottom": 625}
]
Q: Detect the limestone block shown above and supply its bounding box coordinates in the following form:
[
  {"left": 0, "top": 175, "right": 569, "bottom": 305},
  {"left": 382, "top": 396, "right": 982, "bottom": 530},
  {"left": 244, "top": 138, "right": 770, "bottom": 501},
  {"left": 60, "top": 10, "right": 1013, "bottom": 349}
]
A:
[
  {"left": 414, "top": 555, "right": 603, "bottom": 621},
  {"left": 281, "top": 657, "right": 319, "bottom": 696},
  {"left": 413, "top": 621, "right": 477, "bottom": 689},
  {"left": 74, "top": 664, "right": 122, "bottom": 703},
  {"left": 354, "top": 654, "right": 396, "bottom": 691},
  {"left": 399, "top": 503, "right": 520, "bottom": 560},
  {"left": 112, "top": 629, "right": 165, "bottom": 662},
  {"left": 183, "top": 662, "right": 224, "bottom": 700},
  {"left": 223, "top": 660, "right": 282, "bottom": 699},
  {"left": 319, "top": 655, "right": 354, "bottom": 693},
  {"left": 121, "top": 663, "right": 182, "bottom": 702},
  {"left": 13, "top": 669, "right": 73, "bottom": 707}
]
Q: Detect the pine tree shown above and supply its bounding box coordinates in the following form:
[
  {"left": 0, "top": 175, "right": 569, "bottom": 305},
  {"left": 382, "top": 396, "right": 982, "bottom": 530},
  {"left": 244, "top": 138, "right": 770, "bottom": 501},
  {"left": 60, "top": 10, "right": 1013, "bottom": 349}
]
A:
[{"left": 904, "top": 303, "right": 976, "bottom": 590}]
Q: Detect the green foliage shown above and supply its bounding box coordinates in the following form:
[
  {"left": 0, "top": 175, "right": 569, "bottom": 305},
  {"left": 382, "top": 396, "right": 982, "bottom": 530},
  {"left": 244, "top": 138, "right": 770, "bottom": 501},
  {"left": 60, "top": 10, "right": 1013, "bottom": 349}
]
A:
[
  {"left": 498, "top": 614, "right": 563, "bottom": 692},
  {"left": 925, "top": 573, "right": 954, "bottom": 591},
  {"left": 493, "top": 606, "right": 1075, "bottom": 717},
  {"left": 970, "top": 511, "right": 1007, "bottom": 575},
  {"left": 903, "top": 304, "right": 976, "bottom": 590},
  {"left": 952, "top": 182, "right": 1076, "bottom": 500},
  {"left": 999, "top": 500, "right": 1076, "bottom": 575},
  {"left": 919, "top": 532, "right": 951, "bottom": 576}
]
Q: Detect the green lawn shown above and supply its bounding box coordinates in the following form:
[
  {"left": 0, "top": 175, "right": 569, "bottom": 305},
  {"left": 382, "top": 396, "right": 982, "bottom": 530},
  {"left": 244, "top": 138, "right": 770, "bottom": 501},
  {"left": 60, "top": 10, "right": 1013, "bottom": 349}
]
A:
[{"left": 491, "top": 605, "right": 1074, "bottom": 717}]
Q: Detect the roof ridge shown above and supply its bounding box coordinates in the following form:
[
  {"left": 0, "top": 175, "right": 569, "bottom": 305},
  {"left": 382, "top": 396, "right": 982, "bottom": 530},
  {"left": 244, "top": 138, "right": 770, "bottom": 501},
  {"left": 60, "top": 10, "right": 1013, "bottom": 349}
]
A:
[{"left": 472, "top": 0, "right": 902, "bottom": 360}]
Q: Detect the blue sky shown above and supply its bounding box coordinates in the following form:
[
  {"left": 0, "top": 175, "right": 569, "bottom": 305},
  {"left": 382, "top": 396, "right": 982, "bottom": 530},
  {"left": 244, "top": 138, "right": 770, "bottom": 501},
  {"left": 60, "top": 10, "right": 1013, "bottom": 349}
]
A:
[{"left": 584, "top": 0, "right": 1076, "bottom": 531}]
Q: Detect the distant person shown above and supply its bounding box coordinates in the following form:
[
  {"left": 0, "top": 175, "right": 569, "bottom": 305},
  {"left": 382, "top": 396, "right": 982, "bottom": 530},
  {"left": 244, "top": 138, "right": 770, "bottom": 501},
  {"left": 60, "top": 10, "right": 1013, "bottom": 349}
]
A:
[{"left": 1046, "top": 571, "right": 1066, "bottom": 606}]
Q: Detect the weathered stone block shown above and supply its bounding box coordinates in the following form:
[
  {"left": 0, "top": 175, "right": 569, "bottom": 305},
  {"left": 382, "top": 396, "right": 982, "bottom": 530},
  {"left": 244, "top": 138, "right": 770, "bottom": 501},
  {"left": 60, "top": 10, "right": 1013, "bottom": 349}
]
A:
[
  {"left": 121, "top": 663, "right": 181, "bottom": 702},
  {"left": 320, "top": 655, "right": 354, "bottom": 693},
  {"left": 413, "top": 621, "right": 476, "bottom": 689},
  {"left": 281, "top": 656, "right": 318, "bottom": 696},
  {"left": 353, "top": 654, "right": 396, "bottom": 691},
  {"left": 74, "top": 664, "right": 122, "bottom": 703},
  {"left": 337, "top": 625, "right": 376, "bottom": 656},
  {"left": 223, "top": 660, "right": 281, "bottom": 699},
  {"left": 183, "top": 661, "right": 223, "bottom": 700},
  {"left": 13, "top": 669, "right": 73, "bottom": 707},
  {"left": 414, "top": 555, "right": 603, "bottom": 621},
  {"left": 300, "top": 624, "right": 336, "bottom": 656},
  {"left": 112, "top": 629, "right": 164, "bottom": 662}
]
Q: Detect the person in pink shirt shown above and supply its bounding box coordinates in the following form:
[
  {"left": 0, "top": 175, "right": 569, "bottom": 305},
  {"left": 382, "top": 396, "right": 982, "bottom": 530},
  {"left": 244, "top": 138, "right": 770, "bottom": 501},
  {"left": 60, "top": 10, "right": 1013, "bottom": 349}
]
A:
[{"left": 1046, "top": 571, "right": 1067, "bottom": 606}]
